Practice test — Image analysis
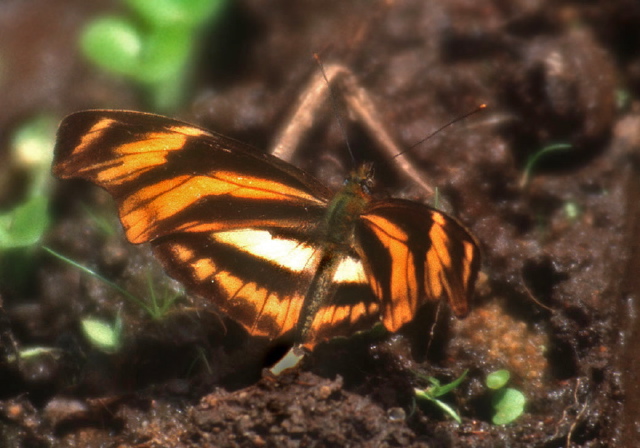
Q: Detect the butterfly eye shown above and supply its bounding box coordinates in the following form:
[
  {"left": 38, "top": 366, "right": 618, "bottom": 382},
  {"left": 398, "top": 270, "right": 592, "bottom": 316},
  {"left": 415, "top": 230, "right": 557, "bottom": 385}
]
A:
[{"left": 361, "top": 178, "right": 374, "bottom": 195}]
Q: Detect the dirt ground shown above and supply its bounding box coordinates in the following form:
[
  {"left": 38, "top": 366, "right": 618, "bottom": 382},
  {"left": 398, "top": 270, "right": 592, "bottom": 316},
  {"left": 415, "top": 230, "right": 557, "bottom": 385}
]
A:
[{"left": 1, "top": 0, "right": 639, "bottom": 446}]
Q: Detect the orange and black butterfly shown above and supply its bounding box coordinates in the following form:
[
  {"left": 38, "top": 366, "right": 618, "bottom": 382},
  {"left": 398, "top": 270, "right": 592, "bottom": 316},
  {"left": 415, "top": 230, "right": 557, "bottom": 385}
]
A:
[{"left": 53, "top": 110, "right": 480, "bottom": 351}]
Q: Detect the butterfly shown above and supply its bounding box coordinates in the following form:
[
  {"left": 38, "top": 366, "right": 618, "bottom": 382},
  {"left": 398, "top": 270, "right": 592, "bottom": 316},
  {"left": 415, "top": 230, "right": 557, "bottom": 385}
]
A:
[{"left": 52, "top": 110, "right": 480, "bottom": 351}]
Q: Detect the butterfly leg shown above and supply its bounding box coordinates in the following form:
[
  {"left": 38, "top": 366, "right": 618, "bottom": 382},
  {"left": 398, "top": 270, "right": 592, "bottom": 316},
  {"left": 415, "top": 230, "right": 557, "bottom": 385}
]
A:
[{"left": 270, "top": 64, "right": 434, "bottom": 196}]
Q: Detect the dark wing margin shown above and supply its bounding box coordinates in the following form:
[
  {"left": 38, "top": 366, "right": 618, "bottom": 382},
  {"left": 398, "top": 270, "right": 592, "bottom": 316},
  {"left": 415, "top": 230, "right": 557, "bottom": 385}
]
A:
[
  {"left": 355, "top": 199, "right": 480, "bottom": 332},
  {"left": 53, "top": 110, "right": 332, "bottom": 244}
]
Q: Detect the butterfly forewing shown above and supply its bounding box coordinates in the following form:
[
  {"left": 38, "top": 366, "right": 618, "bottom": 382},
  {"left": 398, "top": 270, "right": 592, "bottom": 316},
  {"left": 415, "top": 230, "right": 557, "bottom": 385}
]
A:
[{"left": 53, "top": 111, "right": 333, "bottom": 244}]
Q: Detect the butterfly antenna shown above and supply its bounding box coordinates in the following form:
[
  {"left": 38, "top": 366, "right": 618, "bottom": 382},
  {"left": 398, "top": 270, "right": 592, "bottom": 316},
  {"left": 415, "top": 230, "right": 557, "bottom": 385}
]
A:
[
  {"left": 393, "top": 104, "right": 487, "bottom": 159},
  {"left": 314, "top": 53, "right": 357, "bottom": 166}
]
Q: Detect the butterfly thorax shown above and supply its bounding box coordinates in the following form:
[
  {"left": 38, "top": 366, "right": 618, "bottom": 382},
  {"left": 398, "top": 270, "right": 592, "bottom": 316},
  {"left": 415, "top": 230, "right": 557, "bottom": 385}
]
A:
[{"left": 321, "top": 164, "right": 373, "bottom": 249}]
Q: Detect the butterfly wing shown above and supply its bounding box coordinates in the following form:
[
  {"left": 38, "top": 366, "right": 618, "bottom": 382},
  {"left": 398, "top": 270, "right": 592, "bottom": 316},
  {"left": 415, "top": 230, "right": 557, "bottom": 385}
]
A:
[
  {"left": 355, "top": 199, "right": 480, "bottom": 332},
  {"left": 300, "top": 254, "right": 382, "bottom": 349},
  {"left": 53, "top": 110, "right": 334, "bottom": 339}
]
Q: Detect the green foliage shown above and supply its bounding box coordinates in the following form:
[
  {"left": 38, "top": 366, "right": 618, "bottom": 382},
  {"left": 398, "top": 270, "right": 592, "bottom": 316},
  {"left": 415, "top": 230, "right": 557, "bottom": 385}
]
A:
[
  {"left": 0, "top": 115, "right": 57, "bottom": 250},
  {"left": 492, "top": 388, "right": 526, "bottom": 425},
  {"left": 520, "top": 143, "right": 572, "bottom": 188},
  {"left": 414, "top": 370, "right": 468, "bottom": 423},
  {"left": 485, "top": 370, "right": 526, "bottom": 425},
  {"left": 11, "top": 114, "right": 57, "bottom": 196},
  {"left": 0, "top": 195, "right": 49, "bottom": 249},
  {"left": 81, "top": 315, "right": 123, "bottom": 353},
  {"left": 7, "top": 346, "right": 62, "bottom": 363},
  {"left": 563, "top": 201, "right": 581, "bottom": 221},
  {"left": 144, "top": 270, "right": 182, "bottom": 320},
  {"left": 80, "top": 0, "right": 228, "bottom": 111},
  {"left": 486, "top": 369, "right": 510, "bottom": 390},
  {"left": 125, "top": 0, "right": 225, "bottom": 28}
]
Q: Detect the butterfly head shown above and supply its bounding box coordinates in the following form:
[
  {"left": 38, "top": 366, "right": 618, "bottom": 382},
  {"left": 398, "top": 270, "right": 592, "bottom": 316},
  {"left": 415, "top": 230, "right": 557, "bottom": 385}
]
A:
[{"left": 346, "top": 163, "right": 375, "bottom": 195}]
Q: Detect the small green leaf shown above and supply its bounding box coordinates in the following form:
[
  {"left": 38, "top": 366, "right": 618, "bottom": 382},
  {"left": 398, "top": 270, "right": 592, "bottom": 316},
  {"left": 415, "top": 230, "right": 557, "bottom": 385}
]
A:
[
  {"left": 81, "top": 317, "right": 122, "bottom": 352},
  {"left": 564, "top": 201, "right": 580, "bottom": 221},
  {"left": 6, "top": 346, "right": 62, "bottom": 363},
  {"left": 0, "top": 195, "right": 49, "bottom": 248},
  {"left": 492, "top": 388, "right": 526, "bottom": 425},
  {"left": 18, "top": 347, "right": 61, "bottom": 360},
  {"left": 486, "top": 369, "right": 510, "bottom": 390},
  {"left": 80, "top": 16, "right": 143, "bottom": 77},
  {"left": 135, "top": 26, "right": 191, "bottom": 84},
  {"left": 125, "top": 0, "right": 227, "bottom": 28}
]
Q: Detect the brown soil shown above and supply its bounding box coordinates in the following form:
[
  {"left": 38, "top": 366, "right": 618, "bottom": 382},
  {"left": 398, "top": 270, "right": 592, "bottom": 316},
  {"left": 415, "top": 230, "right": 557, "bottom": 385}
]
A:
[{"left": 1, "top": 0, "right": 639, "bottom": 446}]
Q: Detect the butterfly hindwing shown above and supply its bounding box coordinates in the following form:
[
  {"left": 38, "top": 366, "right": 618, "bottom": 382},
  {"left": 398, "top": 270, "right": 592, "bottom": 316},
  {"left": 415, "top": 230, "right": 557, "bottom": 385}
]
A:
[
  {"left": 356, "top": 199, "right": 480, "bottom": 332},
  {"left": 152, "top": 229, "right": 323, "bottom": 339},
  {"left": 302, "top": 255, "right": 381, "bottom": 348}
]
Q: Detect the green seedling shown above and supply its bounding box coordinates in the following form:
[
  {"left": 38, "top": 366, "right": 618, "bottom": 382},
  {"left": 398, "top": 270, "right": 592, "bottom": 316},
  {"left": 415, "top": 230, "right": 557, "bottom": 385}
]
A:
[
  {"left": 43, "top": 247, "right": 181, "bottom": 320},
  {"left": 81, "top": 315, "right": 123, "bottom": 353},
  {"left": 563, "top": 201, "right": 581, "bottom": 222},
  {"left": 11, "top": 114, "right": 57, "bottom": 196},
  {"left": 7, "top": 346, "right": 63, "bottom": 363},
  {"left": 143, "top": 270, "right": 182, "bottom": 320},
  {"left": 80, "top": 0, "right": 228, "bottom": 111},
  {"left": 0, "top": 115, "right": 57, "bottom": 249},
  {"left": 486, "top": 369, "right": 510, "bottom": 389},
  {"left": 519, "top": 143, "right": 572, "bottom": 188},
  {"left": 486, "top": 369, "right": 526, "bottom": 425},
  {"left": 414, "top": 369, "right": 468, "bottom": 423},
  {"left": 0, "top": 196, "right": 50, "bottom": 249}
]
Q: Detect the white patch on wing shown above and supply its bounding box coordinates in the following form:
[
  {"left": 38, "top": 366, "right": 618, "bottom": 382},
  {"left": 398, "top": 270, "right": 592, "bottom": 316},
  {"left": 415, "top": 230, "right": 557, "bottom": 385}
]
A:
[
  {"left": 213, "top": 229, "right": 318, "bottom": 272},
  {"left": 333, "top": 256, "right": 367, "bottom": 284}
]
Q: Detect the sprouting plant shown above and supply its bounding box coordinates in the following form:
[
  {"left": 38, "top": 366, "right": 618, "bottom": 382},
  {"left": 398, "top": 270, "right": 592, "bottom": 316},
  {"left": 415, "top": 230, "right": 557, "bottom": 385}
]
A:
[
  {"left": 80, "top": 0, "right": 228, "bottom": 111},
  {"left": 519, "top": 143, "right": 572, "bottom": 188},
  {"left": 414, "top": 370, "right": 468, "bottom": 423},
  {"left": 43, "top": 247, "right": 182, "bottom": 320},
  {"left": 486, "top": 369, "right": 526, "bottom": 425},
  {"left": 0, "top": 115, "right": 57, "bottom": 249},
  {"left": 563, "top": 200, "right": 581, "bottom": 222},
  {"left": 81, "top": 315, "right": 124, "bottom": 353}
]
